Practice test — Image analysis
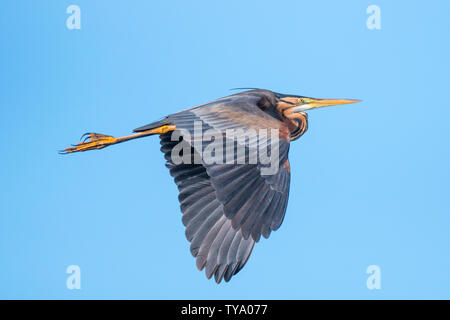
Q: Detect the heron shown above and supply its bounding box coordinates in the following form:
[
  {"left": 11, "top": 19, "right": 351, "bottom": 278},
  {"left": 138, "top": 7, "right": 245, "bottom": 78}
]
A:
[{"left": 61, "top": 89, "right": 360, "bottom": 283}]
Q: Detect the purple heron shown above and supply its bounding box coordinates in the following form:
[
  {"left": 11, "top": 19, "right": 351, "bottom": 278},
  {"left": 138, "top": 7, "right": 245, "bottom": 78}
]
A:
[{"left": 61, "top": 89, "right": 360, "bottom": 283}]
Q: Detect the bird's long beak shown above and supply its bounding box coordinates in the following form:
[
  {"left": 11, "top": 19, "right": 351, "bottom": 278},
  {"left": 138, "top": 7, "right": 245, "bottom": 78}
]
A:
[
  {"left": 285, "top": 97, "right": 361, "bottom": 112},
  {"left": 309, "top": 98, "right": 361, "bottom": 109}
]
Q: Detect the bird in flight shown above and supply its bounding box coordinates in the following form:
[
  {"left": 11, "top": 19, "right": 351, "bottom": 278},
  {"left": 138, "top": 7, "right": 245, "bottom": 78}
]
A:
[{"left": 61, "top": 89, "right": 360, "bottom": 283}]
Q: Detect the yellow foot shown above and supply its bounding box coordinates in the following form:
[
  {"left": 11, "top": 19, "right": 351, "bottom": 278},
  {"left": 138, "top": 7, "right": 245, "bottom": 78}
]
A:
[{"left": 60, "top": 133, "right": 118, "bottom": 154}]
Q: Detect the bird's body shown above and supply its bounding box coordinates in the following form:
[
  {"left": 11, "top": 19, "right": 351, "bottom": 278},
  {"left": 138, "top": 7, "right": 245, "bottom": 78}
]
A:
[{"left": 62, "top": 89, "right": 360, "bottom": 283}]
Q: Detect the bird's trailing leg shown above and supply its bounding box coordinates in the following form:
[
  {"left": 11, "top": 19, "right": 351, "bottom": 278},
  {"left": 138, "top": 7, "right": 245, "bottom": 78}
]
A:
[
  {"left": 60, "top": 133, "right": 119, "bottom": 154},
  {"left": 60, "top": 125, "right": 176, "bottom": 154}
]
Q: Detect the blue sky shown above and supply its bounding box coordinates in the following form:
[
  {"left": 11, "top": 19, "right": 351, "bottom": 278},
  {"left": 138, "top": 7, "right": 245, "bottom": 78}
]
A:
[{"left": 0, "top": 0, "right": 449, "bottom": 299}]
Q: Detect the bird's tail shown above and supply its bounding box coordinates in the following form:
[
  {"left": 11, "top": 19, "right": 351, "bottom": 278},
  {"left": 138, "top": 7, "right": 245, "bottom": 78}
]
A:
[{"left": 133, "top": 117, "right": 173, "bottom": 132}]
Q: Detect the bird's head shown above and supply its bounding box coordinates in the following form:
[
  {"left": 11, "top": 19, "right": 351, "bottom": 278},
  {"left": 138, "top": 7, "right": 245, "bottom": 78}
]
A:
[{"left": 271, "top": 92, "right": 361, "bottom": 141}]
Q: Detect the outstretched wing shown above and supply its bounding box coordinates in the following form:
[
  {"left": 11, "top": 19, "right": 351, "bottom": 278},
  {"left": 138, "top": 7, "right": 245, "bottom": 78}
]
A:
[{"left": 140, "top": 93, "right": 292, "bottom": 282}]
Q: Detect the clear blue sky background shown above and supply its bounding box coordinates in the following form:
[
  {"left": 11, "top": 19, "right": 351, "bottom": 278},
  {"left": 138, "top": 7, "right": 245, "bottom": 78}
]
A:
[{"left": 1, "top": 0, "right": 449, "bottom": 299}]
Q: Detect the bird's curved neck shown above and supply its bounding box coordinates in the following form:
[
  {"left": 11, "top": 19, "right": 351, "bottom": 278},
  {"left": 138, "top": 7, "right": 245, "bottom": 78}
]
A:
[{"left": 276, "top": 101, "right": 308, "bottom": 141}]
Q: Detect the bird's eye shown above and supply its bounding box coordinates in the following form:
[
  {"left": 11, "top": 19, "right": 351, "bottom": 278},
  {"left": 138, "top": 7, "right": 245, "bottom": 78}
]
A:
[{"left": 298, "top": 98, "right": 305, "bottom": 104}]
